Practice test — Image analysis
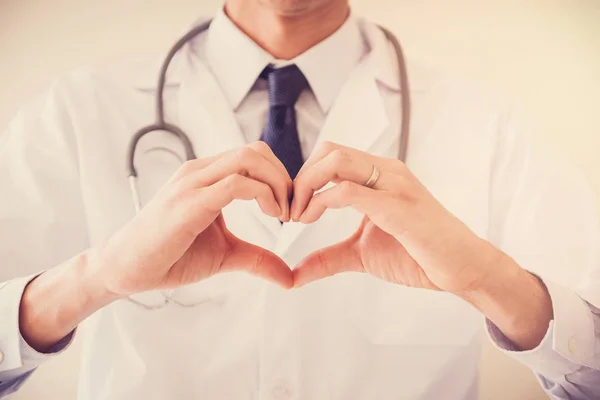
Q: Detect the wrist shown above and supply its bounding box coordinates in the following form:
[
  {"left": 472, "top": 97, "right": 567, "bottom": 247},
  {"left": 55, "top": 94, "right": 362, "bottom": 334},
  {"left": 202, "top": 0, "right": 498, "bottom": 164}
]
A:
[
  {"left": 455, "top": 248, "right": 520, "bottom": 306},
  {"left": 456, "top": 250, "right": 553, "bottom": 350},
  {"left": 20, "top": 250, "right": 119, "bottom": 352},
  {"left": 83, "top": 246, "right": 126, "bottom": 304}
]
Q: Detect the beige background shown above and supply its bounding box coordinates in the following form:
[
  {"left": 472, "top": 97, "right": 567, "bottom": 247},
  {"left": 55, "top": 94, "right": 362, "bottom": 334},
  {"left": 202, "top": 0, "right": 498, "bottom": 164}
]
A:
[{"left": 1, "top": 0, "right": 599, "bottom": 399}]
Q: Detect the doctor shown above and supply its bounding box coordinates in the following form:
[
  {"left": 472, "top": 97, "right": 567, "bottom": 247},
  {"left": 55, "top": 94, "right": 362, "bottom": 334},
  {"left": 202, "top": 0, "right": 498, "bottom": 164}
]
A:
[{"left": 0, "top": 0, "right": 599, "bottom": 399}]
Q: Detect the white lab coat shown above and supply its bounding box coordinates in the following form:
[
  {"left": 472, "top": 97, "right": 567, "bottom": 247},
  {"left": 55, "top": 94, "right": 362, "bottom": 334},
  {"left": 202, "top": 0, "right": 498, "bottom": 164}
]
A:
[{"left": 0, "top": 17, "right": 598, "bottom": 400}]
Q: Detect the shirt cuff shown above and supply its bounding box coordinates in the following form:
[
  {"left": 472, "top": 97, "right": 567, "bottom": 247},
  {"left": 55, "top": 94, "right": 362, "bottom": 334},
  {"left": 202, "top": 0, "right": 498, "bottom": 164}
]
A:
[
  {"left": 19, "top": 328, "right": 75, "bottom": 370},
  {"left": 485, "top": 279, "right": 598, "bottom": 380},
  {"left": 0, "top": 274, "right": 75, "bottom": 373}
]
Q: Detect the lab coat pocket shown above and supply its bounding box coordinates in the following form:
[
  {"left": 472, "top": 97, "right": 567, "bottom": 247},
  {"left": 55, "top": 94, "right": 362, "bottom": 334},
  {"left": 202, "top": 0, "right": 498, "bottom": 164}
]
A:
[{"left": 345, "top": 277, "right": 481, "bottom": 346}]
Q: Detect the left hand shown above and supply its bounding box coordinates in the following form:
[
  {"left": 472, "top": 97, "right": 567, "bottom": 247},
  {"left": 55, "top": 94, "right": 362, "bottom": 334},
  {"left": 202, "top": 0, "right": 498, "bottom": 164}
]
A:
[{"left": 290, "top": 142, "right": 502, "bottom": 293}]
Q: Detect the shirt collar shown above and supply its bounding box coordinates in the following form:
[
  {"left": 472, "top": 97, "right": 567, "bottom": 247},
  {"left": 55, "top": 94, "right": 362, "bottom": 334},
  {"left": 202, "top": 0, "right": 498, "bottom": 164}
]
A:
[
  {"left": 205, "top": 8, "right": 366, "bottom": 113},
  {"left": 132, "top": 15, "right": 430, "bottom": 96}
]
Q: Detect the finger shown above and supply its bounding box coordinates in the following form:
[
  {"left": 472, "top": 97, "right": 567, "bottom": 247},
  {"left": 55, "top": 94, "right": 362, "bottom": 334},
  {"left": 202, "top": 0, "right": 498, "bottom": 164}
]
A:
[
  {"left": 169, "top": 145, "right": 250, "bottom": 182},
  {"left": 183, "top": 147, "right": 289, "bottom": 219},
  {"left": 298, "top": 141, "right": 401, "bottom": 179},
  {"left": 296, "top": 141, "right": 341, "bottom": 178},
  {"left": 247, "top": 141, "right": 293, "bottom": 221},
  {"left": 293, "top": 237, "right": 363, "bottom": 288},
  {"left": 299, "top": 181, "right": 385, "bottom": 224},
  {"left": 247, "top": 141, "right": 292, "bottom": 188},
  {"left": 221, "top": 239, "right": 293, "bottom": 289},
  {"left": 200, "top": 174, "right": 281, "bottom": 218},
  {"left": 292, "top": 148, "right": 390, "bottom": 220},
  {"left": 173, "top": 145, "right": 292, "bottom": 190},
  {"left": 169, "top": 157, "right": 220, "bottom": 182},
  {"left": 184, "top": 143, "right": 290, "bottom": 188}
]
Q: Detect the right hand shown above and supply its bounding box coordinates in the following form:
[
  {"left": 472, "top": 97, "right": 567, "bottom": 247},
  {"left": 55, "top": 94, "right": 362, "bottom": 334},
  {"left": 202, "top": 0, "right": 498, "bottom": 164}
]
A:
[{"left": 89, "top": 141, "right": 294, "bottom": 299}]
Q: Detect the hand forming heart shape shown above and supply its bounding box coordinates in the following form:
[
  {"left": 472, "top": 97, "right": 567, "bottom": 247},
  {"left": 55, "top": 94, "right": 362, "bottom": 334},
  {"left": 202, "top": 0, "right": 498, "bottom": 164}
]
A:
[
  {"left": 288, "top": 142, "right": 501, "bottom": 295},
  {"left": 97, "top": 142, "right": 295, "bottom": 298},
  {"left": 97, "top": 140, "right": 500, "bottom": 302}
]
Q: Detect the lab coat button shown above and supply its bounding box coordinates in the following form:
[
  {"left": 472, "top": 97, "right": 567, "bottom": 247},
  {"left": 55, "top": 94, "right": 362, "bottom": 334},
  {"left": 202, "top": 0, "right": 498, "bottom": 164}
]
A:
[{"left": 271, "top": 384, "right": 294, "bottom": 400}]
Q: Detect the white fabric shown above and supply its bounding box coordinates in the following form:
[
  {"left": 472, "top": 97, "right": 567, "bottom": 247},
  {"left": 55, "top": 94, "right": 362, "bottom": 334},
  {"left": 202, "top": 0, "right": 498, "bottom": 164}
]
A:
[
  {"left": 486, "top": 279, "right": 598, "bottom": 378},
  {"left": 206, "top": 8, "right": 366, "bottom": 160},
  {"left": 0, "top": 10, "right": 598, "bottom": 400},
  {"left": 0, "top": 275, "right": 70, "bottom": 397},
  {"left": 0, "top": 276, "right": 39, "bottom": 372}
]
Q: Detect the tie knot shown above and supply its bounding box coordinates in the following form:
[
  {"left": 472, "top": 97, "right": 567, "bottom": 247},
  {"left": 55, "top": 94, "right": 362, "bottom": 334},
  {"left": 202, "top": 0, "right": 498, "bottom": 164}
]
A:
[{"left": 261, "top": 64, "right": 309, "bottom": 107}]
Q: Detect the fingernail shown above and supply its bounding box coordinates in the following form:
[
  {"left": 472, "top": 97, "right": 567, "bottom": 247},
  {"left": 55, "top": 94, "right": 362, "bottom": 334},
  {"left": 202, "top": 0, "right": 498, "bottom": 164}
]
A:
[{"left": 290, "top": 202, "right": 299, "bottom": 221}]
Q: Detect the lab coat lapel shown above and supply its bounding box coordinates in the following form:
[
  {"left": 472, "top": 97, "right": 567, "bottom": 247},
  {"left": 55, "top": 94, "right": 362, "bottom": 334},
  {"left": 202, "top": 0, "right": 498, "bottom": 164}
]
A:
[
  {"left": 177, "top": 56, "right": 245, "bottom": 155},
  {"left": 275, "top": 62, "right": 390, "bottom": 257},
  {"left": 177, "top": 53, "right": 282, "bottom": 236},
  {"left": 313, "top": 63, "right": 390, "bottom": 154}
]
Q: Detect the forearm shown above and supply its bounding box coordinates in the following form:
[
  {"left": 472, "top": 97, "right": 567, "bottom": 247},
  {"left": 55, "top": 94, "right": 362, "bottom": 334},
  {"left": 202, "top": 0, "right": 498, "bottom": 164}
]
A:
[
  {"left": 457, "top": 247, "right": 553, "bottom": 351},
  {"left": 19, "top": 250, "right": 118, "bottom": 352}
]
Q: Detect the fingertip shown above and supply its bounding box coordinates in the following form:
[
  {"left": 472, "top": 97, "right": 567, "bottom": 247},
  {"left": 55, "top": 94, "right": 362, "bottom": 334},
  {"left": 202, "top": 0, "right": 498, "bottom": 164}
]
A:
[
  {"left": 262, "top": 208, "right": 281, "bottom": 220},
  {"left": 261, "top": 253, "right": 294, "bottom": 289},
  {"left": 289, "top": 208, "right": 299, "bottom": 223},
  {"left": 298, "top": 211, "right": 313, "bottom": 224},
  {"left": 273, "top": 268, "right": 294, "bottom": 290},
  {"left": 270, "top": 203, "right": 283, "bottom": 218},
  {"left": 285, "top": 197, "right": 292, "bottom": 221},
  {"left": 291, "top": 273, "right": 312, "bottom": 289},
  {"left": 279, "top": 197, "right": 291, "bottom": 222},
  {"left": 291, "top": 272, "right": 303, "bottom": 289},
  {"left": 288, "top": 190, "right": 299, "bottom": 221},
  {"left": 291, "top": 259, "right": 311, "bottom": 288},
  {"left": 291, "top": 198, "right": 307, "bottom": 222},
  {"left": 254, "top": 191, "right": 283, "bottom": 218},
  {"left": 291, "top": 282, "right": 305, "bottom": 290},
  {"left": 279, "top": 276, "right": 295, "bottom": 290},
  {"left": 278, "top": 206, "right": 288, "bottom": 222}
]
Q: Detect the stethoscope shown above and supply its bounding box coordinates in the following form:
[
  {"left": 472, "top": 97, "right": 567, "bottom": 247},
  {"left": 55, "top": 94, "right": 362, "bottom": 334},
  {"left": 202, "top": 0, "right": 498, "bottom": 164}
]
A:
[{"left": 124, "top": 19, "right": 411, "bottom": 310}]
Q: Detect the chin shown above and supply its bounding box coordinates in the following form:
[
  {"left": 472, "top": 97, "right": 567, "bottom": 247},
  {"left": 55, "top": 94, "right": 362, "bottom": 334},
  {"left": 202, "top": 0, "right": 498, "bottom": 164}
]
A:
[{"left": 259, "top": 0, "right": 338, "bottom": 16}]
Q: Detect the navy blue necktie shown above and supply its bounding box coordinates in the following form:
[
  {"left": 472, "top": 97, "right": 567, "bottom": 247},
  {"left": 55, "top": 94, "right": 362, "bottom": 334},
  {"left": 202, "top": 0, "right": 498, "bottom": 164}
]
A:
[{"left": 260, "top": 65, "right": 308, "bottom": 180}]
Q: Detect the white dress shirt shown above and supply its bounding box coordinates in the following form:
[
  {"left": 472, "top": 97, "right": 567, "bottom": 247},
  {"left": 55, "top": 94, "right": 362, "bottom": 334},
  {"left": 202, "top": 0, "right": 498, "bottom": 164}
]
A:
[
  {"left": 0, "top": 8, "right": 599, "bottom": 400},
  {"left": 205, "top": 7, "right": 366, "bottom": 160}
]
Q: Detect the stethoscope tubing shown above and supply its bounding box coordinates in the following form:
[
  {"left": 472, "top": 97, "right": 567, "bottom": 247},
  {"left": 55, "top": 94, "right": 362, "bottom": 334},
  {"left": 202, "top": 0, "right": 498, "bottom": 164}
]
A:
[{"left": 124, "top": 19, "right": 411, "bottom": 310}]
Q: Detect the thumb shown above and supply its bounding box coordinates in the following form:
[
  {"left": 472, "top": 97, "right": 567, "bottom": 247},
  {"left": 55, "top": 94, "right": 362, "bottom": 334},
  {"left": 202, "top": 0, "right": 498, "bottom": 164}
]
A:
[
  {"left": 221, "top": 239, "right": 293, "bottom": 289},
  {"left": 293, "top": 237, "right": 363, "bottom": 288}
]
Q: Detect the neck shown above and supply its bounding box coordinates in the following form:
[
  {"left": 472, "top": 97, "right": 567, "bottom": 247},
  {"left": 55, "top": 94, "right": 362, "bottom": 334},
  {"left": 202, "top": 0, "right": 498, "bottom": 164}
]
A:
[{"left": 224, "top": 0, "right": 350, "bottom": 60}]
